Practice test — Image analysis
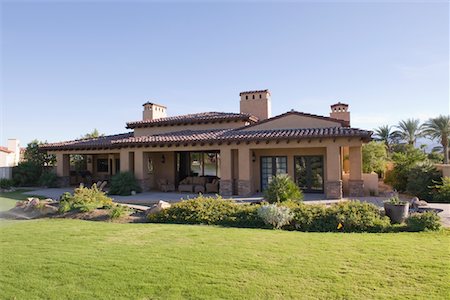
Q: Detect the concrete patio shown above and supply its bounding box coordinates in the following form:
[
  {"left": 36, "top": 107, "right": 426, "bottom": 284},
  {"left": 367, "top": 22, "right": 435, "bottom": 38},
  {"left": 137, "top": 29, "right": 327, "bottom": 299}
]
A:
[{"left": 24, "top": 187, "right": 450, "bottom": 227}]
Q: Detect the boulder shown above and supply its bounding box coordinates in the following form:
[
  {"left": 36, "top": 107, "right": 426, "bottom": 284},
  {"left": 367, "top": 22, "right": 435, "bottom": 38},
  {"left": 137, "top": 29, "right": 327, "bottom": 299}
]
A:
[
  {"left": 410, "top": 197, "right": 428, "bottom": 209},
  {"left": 146, "top": 200, "right": 171, "bottom": 215},
  {"left": 38, "top": 204, "right": 58, "bottom": 215}
]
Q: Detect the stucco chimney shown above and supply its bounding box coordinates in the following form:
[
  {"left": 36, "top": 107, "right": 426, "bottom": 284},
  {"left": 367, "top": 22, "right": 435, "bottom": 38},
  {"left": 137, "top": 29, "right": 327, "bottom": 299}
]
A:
[
  {"left": 239, "top": 89, "right": 271, "bottom": 120},
  {"left": 143, "top": 102, "right": 167, "bottom": 121},
  {"left": 330, "top": 102, "right": 350, "bottom": 125}
]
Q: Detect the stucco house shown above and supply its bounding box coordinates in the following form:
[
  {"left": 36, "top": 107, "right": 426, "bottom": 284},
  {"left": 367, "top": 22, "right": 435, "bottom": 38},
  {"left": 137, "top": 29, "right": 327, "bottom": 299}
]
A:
[
  {"left": 41, "top": 90, "right": 372, "bottom": 199},
  {"left": 0, "top": 139, "right": 21, "bottom": 179}
]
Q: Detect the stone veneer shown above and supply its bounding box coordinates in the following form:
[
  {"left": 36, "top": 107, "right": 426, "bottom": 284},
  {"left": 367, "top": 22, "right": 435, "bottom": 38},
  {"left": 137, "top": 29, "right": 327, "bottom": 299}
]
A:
[
  {"left": 237, "top": 180, "right": 252, "bottom": 196},
  {"left": 349, "top": 180, "right": 364, "bottom": 197},
  {"left": 220, "top": 180, "right": 233, "bottom": 196},
  {"left": 325, "top": 180, "right": 342, "bottom": 199},
  {"left": 58, "top": 176, "right": 70, "bottom": 188},
  {"left": 138, "top": 179, "right": 152, "bottom": 192}
]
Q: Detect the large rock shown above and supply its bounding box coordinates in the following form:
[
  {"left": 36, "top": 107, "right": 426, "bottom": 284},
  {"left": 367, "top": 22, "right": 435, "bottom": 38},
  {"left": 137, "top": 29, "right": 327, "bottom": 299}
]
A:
[
  {"left": 146, "top": 200, "right": 171, "bottom": 215},
  {"left": 410, "top": 197, "right": 428, "bottom": 209}
]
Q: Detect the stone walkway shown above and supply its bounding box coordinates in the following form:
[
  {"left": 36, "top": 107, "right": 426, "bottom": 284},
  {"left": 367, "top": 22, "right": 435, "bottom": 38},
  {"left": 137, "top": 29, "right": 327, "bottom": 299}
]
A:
[{"left": 24, "top": 188, "right": 450, "bottom": 227}]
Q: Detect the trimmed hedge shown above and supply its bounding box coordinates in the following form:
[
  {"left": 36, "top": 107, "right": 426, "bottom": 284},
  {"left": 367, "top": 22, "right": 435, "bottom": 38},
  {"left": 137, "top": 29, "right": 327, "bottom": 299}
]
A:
[
  {"left": 406, "top": 212, "right": 441, "bottom": 232},
  {"left": 148, "top": 195, "right": 264, "bottom": 228},
  {"left": 149, "top": 197, "right": 395, "bottom": 232},
  {"left": 291, "top": 201, "right": 391, "bottom": 232}
]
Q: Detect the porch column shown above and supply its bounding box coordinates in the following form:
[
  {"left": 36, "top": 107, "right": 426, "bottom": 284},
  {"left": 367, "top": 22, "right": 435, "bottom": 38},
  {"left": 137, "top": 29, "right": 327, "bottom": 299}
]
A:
[
  {"left": 134, "top": 149, "right": 149, "bottom": 191},
  {"left": 219, "top": 148, "right": 233, "bottom": 196},
  {"left": 56, "top": 153, "right": 70, "bottom": 187},
  {"left": 120, "top": 150, "right": 130, "bottom": 172},
  {"left": 349, "top": 146, "right": 364, "bottom": 197},
  {"left": 325, "top": 145, "right": 342, "bottom": 199},
  {"left": 237, "top": 147, "right": 252, "bottom": 196}
]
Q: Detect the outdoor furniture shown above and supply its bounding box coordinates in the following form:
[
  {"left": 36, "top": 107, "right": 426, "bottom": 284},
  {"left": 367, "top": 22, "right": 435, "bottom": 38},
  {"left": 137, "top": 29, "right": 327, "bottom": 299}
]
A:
[
  {"left": 178, "top": 177, "right": 194, "bottom": 192},
  {"left": 178, "top": 176, "right": 208, "bottom": 193},
  {"left": 158, "top": 179, "right": 175, "bottom": 192},
  {"left": 194, "top": 185, "right": 205, "bottom": 194},
  {"left": 205, "top": 179, "right": 219, "bottom": 193}
]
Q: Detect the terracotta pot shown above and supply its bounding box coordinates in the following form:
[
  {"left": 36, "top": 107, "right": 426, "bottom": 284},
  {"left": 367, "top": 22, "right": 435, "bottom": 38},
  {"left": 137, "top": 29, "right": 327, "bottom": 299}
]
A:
[{"left": 384, "top": 202, "right": 410, "bottom": 224}]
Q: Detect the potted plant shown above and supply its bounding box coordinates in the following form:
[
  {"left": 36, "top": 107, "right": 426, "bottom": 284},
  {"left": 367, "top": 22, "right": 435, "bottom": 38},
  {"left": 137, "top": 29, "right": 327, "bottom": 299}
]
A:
[{"left": 384, "top": 196, "right": 409, "bottom": 224}]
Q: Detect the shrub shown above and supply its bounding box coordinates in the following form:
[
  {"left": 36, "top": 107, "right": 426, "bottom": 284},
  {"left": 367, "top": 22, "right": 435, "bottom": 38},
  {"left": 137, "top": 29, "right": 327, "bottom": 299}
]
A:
[
  {"left": 257, "top": 204, "right": 293, "bottom": 229},
  {"left": 0, "top": 178, "right": 14, "bottom": 189},
  {"left": 148, "top": 195, "right": 263, "bottom": 228},
  {"left": 362, "top": 141, "right": 388, "bottom": 174},
  {"left": 406, "top": 212, "right": 441, "bottom": 231},
  {"left": 38, "top": 171, "right": 58, "bottom": 188},
  {"left": 292, "top": 201, "right": 391, "bottom": 232},
  {"left": 264, "top": 174, "right": 303, "bottom": 203},
  {"left": 405, "top": 163, "right": 440, "bottom": 201},
  {"left": 108, "top": 172, "right": 142, "bottom": 196},
  {"left": 109, "top": 205, "right": 132, "bottom": 219},
  {"left": 431, "top": 177, "right": 450, "bottom": 203},
  {"left": 12, "top": 162, "right": 42, "bottom": 186},
  {"left": 58, "top": 184, "right": 113, "bottom": 213}
]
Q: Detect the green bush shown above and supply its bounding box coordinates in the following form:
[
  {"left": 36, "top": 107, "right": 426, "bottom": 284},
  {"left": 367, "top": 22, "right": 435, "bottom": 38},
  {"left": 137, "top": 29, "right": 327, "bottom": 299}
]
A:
[
  {"left": 405, "top": 163, "right": 440, "bottom": 201},
  {"left": 257, "top": 204, "right": 293, "bottom": 229},
  {"left": 109, "top": 205, "right": 132, "bottom": 219},
  {"left": 431, "top": 177, "right": 450, "bottom": 203},
  {"left": 148, "top": 195, "right": 263, "bottom": 228},
  {"left": 38, "top": 171, "right": 59, "bottom": 188},
  {"left": 108, "top": 172, "right": 142, "bottom": 196},
  {"left": 58, "top": 184, "right": 113, "bottom": 213},
  {"left": 0, "top": 178, "right": 14, "bottom": 189},
  {"left": 362, "top": 141, "right": 388, "bottom": 174},
  {"left": 292, "top": 201, "right": 391, "bottom": 232},
  {"left": 406, "top": 212, "right": 441, "bottom": 231},
  {"left": 12, "top": 162, "right": 42, "bottom": 186},
  {"left": 264, "top": 174, "right": 303, "bottom": 203}
]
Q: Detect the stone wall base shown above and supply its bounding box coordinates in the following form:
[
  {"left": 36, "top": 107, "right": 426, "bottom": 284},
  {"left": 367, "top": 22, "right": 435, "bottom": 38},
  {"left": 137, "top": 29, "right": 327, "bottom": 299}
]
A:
[
  {"left": 58, "top": 176, "right": 70, "bottom": 188},
  {"left": 237, "top": 180, "right": 251, "bottom": 196},
  {"left": 220, "top": 180, "right": 233, "bottom": 196},
  {"left": 325, "top": 180, "right": 343, "bottom": 199},
  {"left": 349, "top": 180, "right": 364, "bottom": 197}
]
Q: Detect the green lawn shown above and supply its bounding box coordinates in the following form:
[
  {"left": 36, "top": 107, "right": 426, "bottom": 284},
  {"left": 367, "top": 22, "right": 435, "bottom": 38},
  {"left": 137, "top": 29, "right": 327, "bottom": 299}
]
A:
[{"left": 0, "top": 218, "right": 448, "bottom": 300}]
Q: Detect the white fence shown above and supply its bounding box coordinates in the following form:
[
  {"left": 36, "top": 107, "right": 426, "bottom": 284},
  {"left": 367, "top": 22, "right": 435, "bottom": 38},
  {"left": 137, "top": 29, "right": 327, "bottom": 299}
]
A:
[{"left": 0, "top": 167, "right": 13, "bottom": 179}]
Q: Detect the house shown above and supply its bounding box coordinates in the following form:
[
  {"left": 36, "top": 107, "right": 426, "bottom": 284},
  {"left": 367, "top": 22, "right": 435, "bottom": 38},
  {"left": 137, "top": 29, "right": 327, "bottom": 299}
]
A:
[
  {"left": 41, "top": 90, "right": 372, "bottom": 199},
  {"left": 0, "top": 139, "right": 21, "bottom": 179}
]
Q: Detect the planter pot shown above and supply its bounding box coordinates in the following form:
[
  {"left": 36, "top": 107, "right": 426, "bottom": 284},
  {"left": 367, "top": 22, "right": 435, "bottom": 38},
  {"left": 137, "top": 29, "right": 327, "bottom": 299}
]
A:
[{"left": 384, "top": 202, "right": 410, "bottom": 224}]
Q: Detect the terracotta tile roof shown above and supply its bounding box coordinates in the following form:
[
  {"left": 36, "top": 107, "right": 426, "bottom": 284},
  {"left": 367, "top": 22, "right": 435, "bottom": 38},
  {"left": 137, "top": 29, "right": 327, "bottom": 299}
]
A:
[
  {"left": 40, "top": 133, "right": 133, "bottom": 150},
  {"left": 239, "top": 89, "right": 270, "bottom": 95},
  {"left": 0, "top": 146, "right": 13, "bottom": 154},
  {"left": 41, "top": 126, "right": 372, "bottom": 151},
  {"left": 331, "top": 102, "right": 349, "bottom": 107},
  {"left": 126, "top": 112, "right": 259, "bottom": 129}
]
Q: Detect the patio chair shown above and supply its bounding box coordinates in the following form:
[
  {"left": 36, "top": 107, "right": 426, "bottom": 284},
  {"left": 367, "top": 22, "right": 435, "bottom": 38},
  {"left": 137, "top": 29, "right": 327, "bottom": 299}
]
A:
[
  {"left": 206, "top": 178, "right": 219, "bottom": 194},
  {"left": 158, "top": 179, "right": 175, "bottom": 192}
]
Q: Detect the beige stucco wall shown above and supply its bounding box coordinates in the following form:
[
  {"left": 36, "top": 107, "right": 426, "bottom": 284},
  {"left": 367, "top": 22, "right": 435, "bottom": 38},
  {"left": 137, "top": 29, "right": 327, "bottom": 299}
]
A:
[
  {"left": 241, "top": 114, "right": 342, "bottom": 131},
  {"left": 240, "top": 92, "right": 271, "bottom": 120},
  {"left": 435, "top": 164, "right": 450, "bottom": 178},
  {"left": 134, "top": 121, "right": 248, "bottom": 137},
  {"left": 343, "top": 172, "right": 378, "bottom": 196}
]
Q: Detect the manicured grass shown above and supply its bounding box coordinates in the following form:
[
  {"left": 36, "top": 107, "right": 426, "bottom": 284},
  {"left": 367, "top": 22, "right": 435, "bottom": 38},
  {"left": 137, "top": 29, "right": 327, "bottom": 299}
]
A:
[{"left": 0, "top": 219, "right": 449, "bottom": 299}]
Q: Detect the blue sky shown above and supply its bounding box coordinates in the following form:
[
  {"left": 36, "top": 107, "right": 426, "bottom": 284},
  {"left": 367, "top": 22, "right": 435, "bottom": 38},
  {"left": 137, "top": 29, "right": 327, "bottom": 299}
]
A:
[{"left": 0, "top": 0, "right": 449, "bottom": 147}]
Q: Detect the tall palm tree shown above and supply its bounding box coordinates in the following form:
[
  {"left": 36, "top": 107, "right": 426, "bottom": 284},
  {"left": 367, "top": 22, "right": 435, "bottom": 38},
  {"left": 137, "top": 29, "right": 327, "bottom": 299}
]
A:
[
  {"left": 393, "top": 118, "right": 422, "bottom": 146},
  {"left": 373, "top": 125, "right": 393, "bottom": 151},
  {"left": 422, "top": 115, "right": 450, "bottom": 164}
]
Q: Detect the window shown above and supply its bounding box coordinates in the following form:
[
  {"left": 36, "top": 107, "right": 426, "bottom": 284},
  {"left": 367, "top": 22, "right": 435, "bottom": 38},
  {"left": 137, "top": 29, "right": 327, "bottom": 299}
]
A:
[
  {"left": 96, "top": 159, "right": 108, "bottom": 173},
  {"left": 246, "top": 95, "right": 248, "bottom": 100},
  {"left": 260, "top": 156, "right": 287, "bottom": 190},
  {"left": 188, "top": 152, "right": 219, "bottom": 177},
  {"left": 252, "top": 95, "right": 255, "bottom": 99}
]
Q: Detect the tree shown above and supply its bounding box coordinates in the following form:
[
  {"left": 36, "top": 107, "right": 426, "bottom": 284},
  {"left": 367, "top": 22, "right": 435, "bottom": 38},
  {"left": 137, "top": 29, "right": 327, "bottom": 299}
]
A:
[
  {"left": 421, "top": 115, "right": 450, "bottom": 164},
  {"left": 362, "top": 141, "right": 388, "bottom": 174},
  {"left": 392, "top": 118, "right": 422, "bottom": 146},
  {"left": 23, "top": 140, "right": 56, "bottom": 166},
  {"left": 373, "top": 125, "right": 393, "bottom": 151},
  {"left": 82, "top": 129, "right": 103, "bottom": 139}
]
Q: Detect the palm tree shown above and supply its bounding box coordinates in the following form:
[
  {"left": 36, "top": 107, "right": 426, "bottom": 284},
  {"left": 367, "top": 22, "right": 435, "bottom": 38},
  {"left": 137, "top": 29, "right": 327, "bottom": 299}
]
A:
[
  {"left": 392, "top": 118, "right": 422, "bottom": 146},
  {"left": 422, "top": 115, "right": 450, "bottom": 164},
  {"left": 373, "top": 125, "right": 393, "bottom": 151}
]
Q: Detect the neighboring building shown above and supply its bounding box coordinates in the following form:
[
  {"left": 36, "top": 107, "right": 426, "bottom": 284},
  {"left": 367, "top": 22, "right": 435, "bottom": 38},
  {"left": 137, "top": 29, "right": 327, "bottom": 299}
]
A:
[
  {"left": 0, "top": 139, "right": 21, "bottom": 179},
  {"left": 41, "top": 90, "right": 372, "bottom": 199}
]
